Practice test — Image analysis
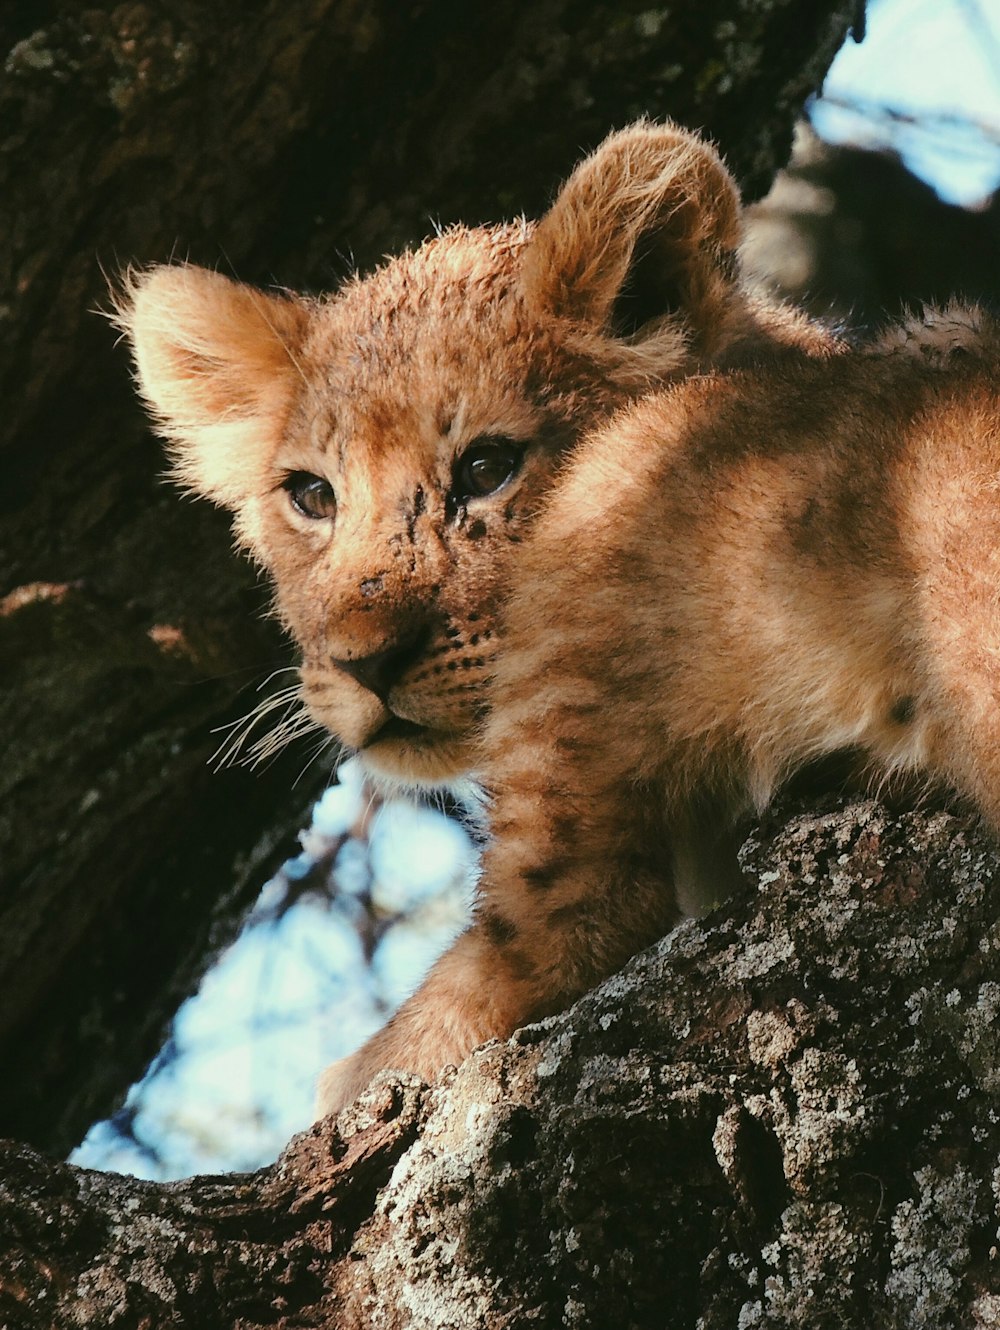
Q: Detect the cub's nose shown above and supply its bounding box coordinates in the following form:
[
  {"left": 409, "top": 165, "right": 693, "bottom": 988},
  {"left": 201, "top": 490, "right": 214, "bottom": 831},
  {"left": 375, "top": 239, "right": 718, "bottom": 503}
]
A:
[{"left": 332, "top": 629, "right": 429, "bottom": 705}]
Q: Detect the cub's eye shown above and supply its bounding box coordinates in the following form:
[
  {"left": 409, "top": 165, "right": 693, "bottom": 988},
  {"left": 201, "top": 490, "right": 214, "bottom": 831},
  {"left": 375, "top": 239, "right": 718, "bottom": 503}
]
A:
[
  {"left": 452, "top": 436, "right": 523, "bottom": 501},
  {"left": 282, "top": 471, "right": 337, "bottom": 521}
]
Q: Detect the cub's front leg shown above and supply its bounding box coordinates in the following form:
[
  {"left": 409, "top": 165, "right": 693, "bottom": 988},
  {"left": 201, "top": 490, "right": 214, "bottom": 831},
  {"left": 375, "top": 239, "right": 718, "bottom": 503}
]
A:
[
  {"left": 316, "top": 922, "right": 536, "bottom": 1115},
  {"left": 315, "top": 742, "right": 681, "bottom": 1118}
]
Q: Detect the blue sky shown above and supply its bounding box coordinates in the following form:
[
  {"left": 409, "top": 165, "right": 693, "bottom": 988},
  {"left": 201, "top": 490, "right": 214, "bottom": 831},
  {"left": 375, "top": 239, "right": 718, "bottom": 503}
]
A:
[{"left": 816, "top": 0, "right": 1000, "bottom": 203}]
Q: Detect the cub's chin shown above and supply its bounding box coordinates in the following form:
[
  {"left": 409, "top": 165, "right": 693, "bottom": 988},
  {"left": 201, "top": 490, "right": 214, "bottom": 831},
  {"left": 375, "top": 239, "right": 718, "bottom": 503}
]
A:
[
  {"left": 303, "top": 690, "right": 482, "bottom": 791},
  {"left": 357, "top": 722, "right": 479, "bottom": 792}
]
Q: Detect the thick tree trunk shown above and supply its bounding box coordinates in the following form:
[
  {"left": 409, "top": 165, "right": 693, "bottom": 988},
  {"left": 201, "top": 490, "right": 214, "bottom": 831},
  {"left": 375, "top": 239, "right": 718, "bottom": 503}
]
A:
[
  {"left": 0, "top": 0, "right": 858, "bottom": 1153},
  {"left": 5, "top": 798, "right": 1000, "bottom": 1329}
]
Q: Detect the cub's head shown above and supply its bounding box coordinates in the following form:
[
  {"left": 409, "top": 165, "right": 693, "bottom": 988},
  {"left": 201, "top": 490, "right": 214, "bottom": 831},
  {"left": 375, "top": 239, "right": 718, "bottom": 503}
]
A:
[{"left": 118, "top": 121, "right": 824, "bottom": 789}]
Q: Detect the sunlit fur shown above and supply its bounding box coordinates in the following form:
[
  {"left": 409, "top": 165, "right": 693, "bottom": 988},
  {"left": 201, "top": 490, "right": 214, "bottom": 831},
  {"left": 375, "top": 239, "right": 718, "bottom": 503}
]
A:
[{"left": 116, "top": 122, "right": 1000, "bottom": 1119}]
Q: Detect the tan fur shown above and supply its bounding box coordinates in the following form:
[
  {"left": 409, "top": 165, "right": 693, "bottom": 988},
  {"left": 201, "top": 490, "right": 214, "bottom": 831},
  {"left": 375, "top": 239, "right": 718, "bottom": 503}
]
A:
[{"left": 116, "top": 122, "right": 998, "bottom": 1119}]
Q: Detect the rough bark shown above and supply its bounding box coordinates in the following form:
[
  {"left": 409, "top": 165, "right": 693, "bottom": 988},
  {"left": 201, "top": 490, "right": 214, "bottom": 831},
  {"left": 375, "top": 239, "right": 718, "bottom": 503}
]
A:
[
  {"left": 0, "top": 0, "right": 858, "bottom": 1154},
  {"left": 5, "top": 797, "right": 1000, "bottom": 1329}
]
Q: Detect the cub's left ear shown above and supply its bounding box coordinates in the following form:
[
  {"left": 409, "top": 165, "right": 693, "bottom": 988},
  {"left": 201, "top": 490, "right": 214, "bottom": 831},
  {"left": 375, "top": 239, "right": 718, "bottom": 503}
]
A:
[
  {"left": 519, "top": 120, "right": 742, "bottom": 352},
  {"left": 113, "top": 264, "right": 310, "bottom": 508}
]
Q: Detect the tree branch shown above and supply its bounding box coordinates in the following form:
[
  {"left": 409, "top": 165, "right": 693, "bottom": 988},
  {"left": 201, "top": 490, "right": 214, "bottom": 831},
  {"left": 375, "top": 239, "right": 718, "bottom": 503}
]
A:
[{"left": 5, "top": 798, "right": 1000, "bottom": 1327}]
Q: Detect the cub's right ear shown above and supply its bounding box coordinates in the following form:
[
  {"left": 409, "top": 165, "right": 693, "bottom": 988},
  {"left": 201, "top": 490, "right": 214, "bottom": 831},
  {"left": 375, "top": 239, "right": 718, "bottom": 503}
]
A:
[
  {"left": 113, "top": 265, "right": 310, "bottom": 508},
  {"left": 520, "top": 120, "right": 742, "bottom": 355}
]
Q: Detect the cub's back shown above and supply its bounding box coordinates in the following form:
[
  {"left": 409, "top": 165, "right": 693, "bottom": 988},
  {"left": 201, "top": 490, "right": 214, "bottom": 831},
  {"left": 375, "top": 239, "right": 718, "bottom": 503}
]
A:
[{"left": 492, "top": 321, "right": 1000, "bottom": 810}]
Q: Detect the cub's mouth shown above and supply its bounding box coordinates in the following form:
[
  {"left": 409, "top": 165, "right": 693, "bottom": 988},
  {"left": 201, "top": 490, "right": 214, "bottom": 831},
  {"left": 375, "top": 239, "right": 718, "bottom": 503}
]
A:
[
  {"left": 357, "top": 709, "right": 479, "bottom": 786},
  {"left": 366, "top": 715, "right": 434, "bottom": 747}
]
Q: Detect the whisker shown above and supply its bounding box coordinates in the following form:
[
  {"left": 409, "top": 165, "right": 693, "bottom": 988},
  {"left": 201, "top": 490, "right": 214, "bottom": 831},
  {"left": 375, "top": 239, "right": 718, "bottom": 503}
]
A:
[
  {"left": 293, "top": 733, "right": 339, "bottom": 788},
  {"left": 256, "top": 665, "right": 302, "bottom": 691},
  {"left": 211, "top": 689, "right": 301, "bottom": 753},
  {"left": 210, "top": 684, "right": 306, "bottom": 771},
  {"left": 362, "top": 779, "right": 384, "bottom": 823},
  {"left": 243, "top": 705, "right": 324, "bottom": 770},
  {"left": 212, "top": 683, "right": 302, "bottom": 734}
]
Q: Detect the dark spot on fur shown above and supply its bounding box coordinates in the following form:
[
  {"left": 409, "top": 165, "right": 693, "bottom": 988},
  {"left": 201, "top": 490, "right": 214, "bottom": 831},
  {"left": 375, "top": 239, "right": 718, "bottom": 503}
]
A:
[
  {"left": 505, "top": 947, "right": 536, "bottom": 981},
  {"left": 522, "top": 861, "right": 568, "bottom": 892},
  {"left": 546, "top": 899, "right": 590, "bottom": 928},
  {"left": 787, "top": 496, "right": 827, "bottom": 561},
  {"left": 467, "top": 519, "right": 487, "bottom": 541},
  {"left": 468, "top": 612, "right": 480, "bottom": 623},
  {"left": 891, "top": 695, "right": 916, "bottom": 725},
  {"left": 552, "top": 814, "right": 577, "bottom": 843},
  {"left": 482, "top": 909, "right": 519, "bottom": 946},
  {"left": 359, "top": 575, "right": 385, "bottom": 598},
  {"left": 414, "top": 485, "right": 426, "bottom": 516}
]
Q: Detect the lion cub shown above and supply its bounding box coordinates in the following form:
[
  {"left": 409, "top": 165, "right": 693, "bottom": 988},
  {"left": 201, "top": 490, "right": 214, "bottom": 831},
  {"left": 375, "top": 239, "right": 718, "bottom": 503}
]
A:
[{"left": 119, "top": 122, "right": 999, "bottom": 1117}]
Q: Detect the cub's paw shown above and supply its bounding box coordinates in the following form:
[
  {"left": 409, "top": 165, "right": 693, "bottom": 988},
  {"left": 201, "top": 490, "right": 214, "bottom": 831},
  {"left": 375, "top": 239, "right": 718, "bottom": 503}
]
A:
[
  {"left": 314, "top": 1036, "right": 449, "bottom": 1120},
  {"left": 313, "top": 1020, "right": 476, "bottom": 1120},
  {"left": 315, "top": 1052, "right": 377, "bottom": 1120},
  {"left": 313, "top": 933, "right": 529, "bottom": 1120}
]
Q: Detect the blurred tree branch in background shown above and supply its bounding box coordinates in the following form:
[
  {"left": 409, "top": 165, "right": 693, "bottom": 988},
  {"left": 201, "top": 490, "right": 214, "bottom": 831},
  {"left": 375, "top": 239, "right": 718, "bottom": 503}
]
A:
[{"left": 746, "top": 124, "right": 1000, "bottom": 326}]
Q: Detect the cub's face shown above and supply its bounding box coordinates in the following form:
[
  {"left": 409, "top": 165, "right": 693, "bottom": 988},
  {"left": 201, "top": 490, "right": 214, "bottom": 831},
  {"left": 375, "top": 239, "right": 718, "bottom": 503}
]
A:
[
  {"left": 252, "top": 227, "right": 638, "bottom": 784},
  {"left": 119, "top": 121, "right": 818, "bottom": 787}
]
